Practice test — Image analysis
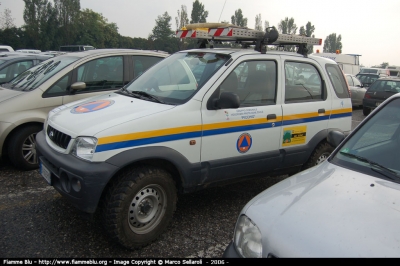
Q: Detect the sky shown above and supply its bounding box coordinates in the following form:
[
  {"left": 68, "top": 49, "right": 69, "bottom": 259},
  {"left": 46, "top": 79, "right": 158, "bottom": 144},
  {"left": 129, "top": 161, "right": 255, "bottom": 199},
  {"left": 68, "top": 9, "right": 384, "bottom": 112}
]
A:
[{"left": 1, "top": 0, "right": 400, "bottom": 67}]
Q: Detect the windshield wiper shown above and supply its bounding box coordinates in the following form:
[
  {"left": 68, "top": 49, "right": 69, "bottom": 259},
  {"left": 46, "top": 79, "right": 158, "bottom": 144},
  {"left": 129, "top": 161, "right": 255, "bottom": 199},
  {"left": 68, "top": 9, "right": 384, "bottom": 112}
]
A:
[
  {"left": 339, "top": 151, "right": 399, "bottom": 180},
  {"left": 129, "top": 91, "right": 164, "bottom": 103}
]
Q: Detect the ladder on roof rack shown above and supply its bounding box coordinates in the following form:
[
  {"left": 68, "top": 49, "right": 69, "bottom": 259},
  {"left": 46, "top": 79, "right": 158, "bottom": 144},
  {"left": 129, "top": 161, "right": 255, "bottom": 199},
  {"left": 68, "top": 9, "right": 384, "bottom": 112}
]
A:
[{"left": 176, "top": 23, "right": 322, "bottom": 57}]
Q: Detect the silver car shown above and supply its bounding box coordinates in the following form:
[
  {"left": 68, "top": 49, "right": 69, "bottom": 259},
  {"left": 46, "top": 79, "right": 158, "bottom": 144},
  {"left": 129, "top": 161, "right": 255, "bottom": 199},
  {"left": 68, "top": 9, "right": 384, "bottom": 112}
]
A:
[
  {"left": 345, "top": 74, "right": 366, "bottom": 107},
  {"left": 224, "top": 92, "right": 400, "bottom": 258}
]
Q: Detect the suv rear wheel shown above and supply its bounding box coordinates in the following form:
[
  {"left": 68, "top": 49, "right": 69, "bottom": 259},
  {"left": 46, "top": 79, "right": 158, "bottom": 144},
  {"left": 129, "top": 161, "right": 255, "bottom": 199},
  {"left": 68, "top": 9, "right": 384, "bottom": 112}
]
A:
[{"left": 303, "top": 141, "right": 334, "bottom": 169}]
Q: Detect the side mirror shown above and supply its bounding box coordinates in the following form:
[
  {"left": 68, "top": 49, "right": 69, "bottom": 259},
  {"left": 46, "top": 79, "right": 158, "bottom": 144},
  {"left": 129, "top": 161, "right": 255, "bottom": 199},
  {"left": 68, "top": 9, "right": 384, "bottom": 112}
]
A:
[
  {"left": 327, "top": 130, "right": 345, "bottom": 148},
  {"left": 70, "top": 82, "right": 86, "bottom": 91},
  {"left": 213, "top": 92, "right": 240, "bottom": 110}
]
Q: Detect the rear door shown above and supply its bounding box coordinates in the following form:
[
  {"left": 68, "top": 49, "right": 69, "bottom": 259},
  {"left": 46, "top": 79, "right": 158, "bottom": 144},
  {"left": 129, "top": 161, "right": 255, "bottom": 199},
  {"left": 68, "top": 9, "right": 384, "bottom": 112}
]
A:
[{"left": 280, "top": 58, "right": 329, "bottom": 167}]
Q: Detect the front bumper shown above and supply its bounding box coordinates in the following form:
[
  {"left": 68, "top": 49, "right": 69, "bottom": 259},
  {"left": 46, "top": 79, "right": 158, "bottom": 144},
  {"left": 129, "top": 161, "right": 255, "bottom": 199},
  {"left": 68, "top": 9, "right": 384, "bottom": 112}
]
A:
[
  {"left": 36, "top": 130, "right": 120, "bottom": 213},
  {"left": 223, "top": 242, "right": 241, "bottom": 258}
]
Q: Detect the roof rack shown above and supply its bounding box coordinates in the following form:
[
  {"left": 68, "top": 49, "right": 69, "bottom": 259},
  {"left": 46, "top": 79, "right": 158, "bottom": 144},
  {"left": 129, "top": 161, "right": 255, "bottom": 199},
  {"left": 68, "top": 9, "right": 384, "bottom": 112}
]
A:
[{"left": 176, "top": 23, "right": 322, "bottom": 57}]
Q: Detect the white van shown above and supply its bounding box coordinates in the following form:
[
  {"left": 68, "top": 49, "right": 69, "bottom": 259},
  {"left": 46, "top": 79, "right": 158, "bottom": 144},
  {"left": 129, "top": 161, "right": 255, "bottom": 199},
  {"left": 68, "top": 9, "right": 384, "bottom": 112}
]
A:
[{"left": 359, "top": 67, "right": 390, "bottom": 76}]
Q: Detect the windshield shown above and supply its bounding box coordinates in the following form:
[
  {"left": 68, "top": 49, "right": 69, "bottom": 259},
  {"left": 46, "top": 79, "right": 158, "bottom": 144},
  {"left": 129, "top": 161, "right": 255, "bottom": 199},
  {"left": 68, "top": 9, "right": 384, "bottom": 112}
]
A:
[
  {"left": 121, "top": 52, "right": 230, "bottom": 105},
  {"left": 368, "top": 80, "right": 400, "bottom": 93},
  {"left": 331, "top": 98, "right": 400, "bottom": 183},
  {"left": 0, "top": 59, "right": 6, "bottom": 65},
  {"left": 7, "top": 56, "right": 79, "bottom": 91},
  {"left": 356, "top": 74, "right": 379, "bottom": 86}
]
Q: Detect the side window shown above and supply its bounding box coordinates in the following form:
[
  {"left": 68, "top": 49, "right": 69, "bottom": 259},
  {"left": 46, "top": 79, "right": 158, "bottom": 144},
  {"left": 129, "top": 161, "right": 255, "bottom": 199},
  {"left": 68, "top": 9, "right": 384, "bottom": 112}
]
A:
[
  {"left": 353, "top": 77, "right": 362, "bottom": 87},
  {"left": 346, "top": 75, "right": 354, "bottom": 86},
  {"left": 285, "top": 61, "right": 325, "bottom": 103},
  {"left": 222, "top": 60, "right": 276, "bottom": 107},
  {"left": 326, "top": 64, "right": 350, "bottom": 98},
  {"left": 0, "top": 60, "right": 33, "bottom": 84},
  {"left": 76, "top": 56, "right": 123, "bottom": 93},
  {"left": 132, "top": 56, "right": 162, "bottom": 79},
  {"left": 43, "top": 73, "right": 71, "bottom": 97}
]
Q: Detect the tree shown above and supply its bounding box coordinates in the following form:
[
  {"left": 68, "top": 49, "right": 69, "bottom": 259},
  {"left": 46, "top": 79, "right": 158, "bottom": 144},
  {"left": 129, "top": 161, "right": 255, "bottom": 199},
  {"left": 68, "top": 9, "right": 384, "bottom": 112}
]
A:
[
  {"left": 380, "top": 62, "right": 389, "bottom": 69},
  {"left": 190, "top": 0, "right": 208, "bottom": 24},
  {"left": 53, "top": 0, "right": 80, "bottom": 45},
  {"left": 264, "top": 21, "right": 270, "bottom": 30},
  {"left": 175, "top": 5, "right": 189, "bottom": 50},
  {"left": 231, "top": 9, "right": 247, "bottom": 27},
  {"left": 150, "top": 12, "right": 174, "bottom": 40},
  {"left": 23, "top": 0, "right": 53, "bottom": 49},
  {"left": 0, "top": 8, "right": 16, "bottom": 29},
  {"left": 255, "top": 13, "right": 262, "bottom": 31},
  {"left": 278, "top": 17, "right": 297, "bottom": 51},
  {"left": 76, "top": 9, "right": 119, "bottom": 49},
  {"left": 323, "top": 33, "right": 342, "bottom": 53},
  {"left": 299, "top": 21, "right": 315, "bottom": 54}
]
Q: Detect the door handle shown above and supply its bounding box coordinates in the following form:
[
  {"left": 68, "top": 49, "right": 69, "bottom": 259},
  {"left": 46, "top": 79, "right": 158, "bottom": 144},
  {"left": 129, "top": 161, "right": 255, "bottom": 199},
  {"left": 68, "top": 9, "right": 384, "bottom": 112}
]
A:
[
  {"left": 267, "top": 114, "right": 276, "bottom": 120},
  {"left": 318, "top": 109, "right": 325, "bottom": 114}
]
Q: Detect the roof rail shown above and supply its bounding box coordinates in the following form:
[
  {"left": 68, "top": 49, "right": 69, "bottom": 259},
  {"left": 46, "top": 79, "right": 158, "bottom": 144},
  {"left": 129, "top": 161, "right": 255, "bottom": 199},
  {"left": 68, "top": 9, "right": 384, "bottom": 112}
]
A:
[{"left": 176, "top": 23, "right": 322, "bottom": 57}]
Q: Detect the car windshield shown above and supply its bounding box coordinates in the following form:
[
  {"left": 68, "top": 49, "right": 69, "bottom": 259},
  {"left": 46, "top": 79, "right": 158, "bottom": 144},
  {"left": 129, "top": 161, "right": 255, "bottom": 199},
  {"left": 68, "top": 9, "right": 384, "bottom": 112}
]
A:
[
  {"left": 6, "top": 56, "right": 79, "bottom": 91},
  {"left": 368, "top": 80, "right": 400, "bottom": 92},
  {"left": 356, "top": 74, "right": 379, "bottom": 86},
  {"left": 331, "top": 98, "right": 400, "bottom": 183},
  {"left": 121, "top": 51, "right": 230, "bottom": 105}
]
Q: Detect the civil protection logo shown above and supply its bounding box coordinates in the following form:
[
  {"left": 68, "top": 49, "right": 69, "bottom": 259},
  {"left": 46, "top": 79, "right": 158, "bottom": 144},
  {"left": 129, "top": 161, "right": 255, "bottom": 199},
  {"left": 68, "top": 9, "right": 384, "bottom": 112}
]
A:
[
  {"left": 237, "top": 133, "right": 252, "bottom": 153},
  {"left": 71, "top": 100, "right": 115, "bottom": 114}
]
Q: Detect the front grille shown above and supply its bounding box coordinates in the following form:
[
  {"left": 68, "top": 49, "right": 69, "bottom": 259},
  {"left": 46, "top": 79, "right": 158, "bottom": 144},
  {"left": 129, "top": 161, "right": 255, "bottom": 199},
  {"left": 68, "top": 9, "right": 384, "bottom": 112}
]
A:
[{"left": 47, "top": 125, "right": 71, "bottom": 149}]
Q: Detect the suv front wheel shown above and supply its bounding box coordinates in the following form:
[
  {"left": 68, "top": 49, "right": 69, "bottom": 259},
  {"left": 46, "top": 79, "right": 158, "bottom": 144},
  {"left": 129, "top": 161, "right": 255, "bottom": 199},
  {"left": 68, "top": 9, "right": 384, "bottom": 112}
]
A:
[{"left": 103, "top": 165, "right": 177, "bottom": 250}]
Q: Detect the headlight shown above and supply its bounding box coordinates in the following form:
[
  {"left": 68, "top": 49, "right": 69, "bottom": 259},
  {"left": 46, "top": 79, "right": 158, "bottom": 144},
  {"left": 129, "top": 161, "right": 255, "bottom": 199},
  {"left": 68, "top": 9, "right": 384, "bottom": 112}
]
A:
[
  {"left": 233, "top": 215, "right": 262, "bottom": 258},
  {"left": 71, "top": 137, "right": 97, "bottom": 161}
]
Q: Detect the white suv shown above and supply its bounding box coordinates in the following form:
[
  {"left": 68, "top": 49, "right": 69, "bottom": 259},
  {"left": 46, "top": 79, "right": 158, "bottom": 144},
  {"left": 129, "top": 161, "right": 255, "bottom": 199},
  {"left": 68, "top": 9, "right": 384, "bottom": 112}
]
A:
[
  {"left": 0, "top": 49, "right": 168, "bottom": 170},
  {"left": 36, "top": 26, "right": 352, "bottom": 249}
]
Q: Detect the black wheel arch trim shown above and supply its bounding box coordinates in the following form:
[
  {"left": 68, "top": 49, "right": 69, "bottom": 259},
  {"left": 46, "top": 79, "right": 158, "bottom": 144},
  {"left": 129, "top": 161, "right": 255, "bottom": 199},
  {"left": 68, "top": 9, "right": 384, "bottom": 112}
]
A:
[{"left": 105, "top": 146, "right": 202, "bottom": 191}]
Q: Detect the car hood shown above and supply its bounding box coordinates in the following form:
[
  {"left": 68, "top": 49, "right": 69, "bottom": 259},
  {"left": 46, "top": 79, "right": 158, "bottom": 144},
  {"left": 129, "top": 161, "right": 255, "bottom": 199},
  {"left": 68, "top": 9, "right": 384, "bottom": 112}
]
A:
[
  {"left": 0, "top": 86, "right": 24, "bottom": 103},
  {"left": 48, "top": 92, "right": 175, "bottom": 137},
  {"left": 244, "top": 161, "right": 400, "bottom": 257}
]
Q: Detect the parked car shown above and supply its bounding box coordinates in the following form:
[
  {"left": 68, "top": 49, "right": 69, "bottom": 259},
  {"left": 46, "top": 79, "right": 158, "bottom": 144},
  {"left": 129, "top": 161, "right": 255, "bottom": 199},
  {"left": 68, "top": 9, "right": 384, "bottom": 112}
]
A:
[
  {"left": 355, "top": 73, "right": 380, "bottom": 88},
  {"left": 0, "top": 49, "right": 168, "bottom": 170},
  {"left": 224, "top": 92, "right": 400, "bottom": 258},
  {"left": 15, "top": 49, "right": 42, "bottom": 54},
  {"left": 35, "top": 26, "right": 352, "bottom": 250},
  {"left": 0, "top": 53, "right": 52, "bottom": 85},
  {"left": 59, "top": 45, "right": 95, "bottom": 52},
  {"left": 362, "top": 76, "right": 400, "bottom": 116},
  {"left": 359, "top": 67, "right": 390, "bottom": 76},
  {"left": 0, "top": 45, "right": 14, "bottom": 52},
  {"left": 345, "top": 74, "right": 366, "bottom": 107}
]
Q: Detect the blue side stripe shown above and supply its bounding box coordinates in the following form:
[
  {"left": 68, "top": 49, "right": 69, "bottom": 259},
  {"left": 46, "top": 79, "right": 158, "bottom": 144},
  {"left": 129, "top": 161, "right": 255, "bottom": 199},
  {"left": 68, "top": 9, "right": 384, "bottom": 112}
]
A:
[
  {"left": 95, "top": 113, "right": 352, "bottom": 152},
  {"left": 203, "top": 121, "right": 283, "bottom": 136},
  {"left": 96, "top": 131, "right": 202, "bottom": 152}
]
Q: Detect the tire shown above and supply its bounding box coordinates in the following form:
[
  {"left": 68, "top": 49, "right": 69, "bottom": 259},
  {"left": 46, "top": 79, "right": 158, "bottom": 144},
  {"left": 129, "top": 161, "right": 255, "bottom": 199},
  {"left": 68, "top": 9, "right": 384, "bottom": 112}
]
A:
[
  {"left": 303, "top": 141, "right": 334, "bottom": 169},
  {"left": 363, "top": 106, "right": 371, "bottom": 116},
  {"left": 103, "top": 166, "right": 177, "bottom": 250},
  {"left": 8, "top": 124, "right": 43, "bottom": 171}
]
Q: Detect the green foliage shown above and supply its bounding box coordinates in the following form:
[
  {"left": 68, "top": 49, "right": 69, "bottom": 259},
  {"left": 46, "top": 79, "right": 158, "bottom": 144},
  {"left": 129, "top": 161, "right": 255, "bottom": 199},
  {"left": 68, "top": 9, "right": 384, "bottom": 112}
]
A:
[
  {"left": 150, "top": 12, "right": 174, "bottom": 40},
  {"left": 278, "top": 17, "right": 297, "bottom": 51},
  {"left": 190, "top": 0, "right": 208, "bottom": 24},
  {"left": 255, "top": 14, "right": 262, "bottom": 31},
  {"left": 380, "top": 62, "right": 389, "bottom": 69},
  {"left": 299, "top": 22, "right": 315, "bottom": 54},
  {"left": 0, "top": 8, "right": 16, "bottom": 29},
  {"left": 231, "top": 9, "right": 247, "bottom": 27},
  {"left": 323, "top": 33, "right": 342, "bottom": 53}
]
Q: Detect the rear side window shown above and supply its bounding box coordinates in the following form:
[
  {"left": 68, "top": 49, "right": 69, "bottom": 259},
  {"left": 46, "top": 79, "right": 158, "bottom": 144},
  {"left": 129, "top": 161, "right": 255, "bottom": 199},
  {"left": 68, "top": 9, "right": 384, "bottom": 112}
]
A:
[
  {"left": 132, "top": 56, "right": 163, "bottom": 79},
  {"left": 326, "top": 64, "right": 349, "bottom": 98},
  {"left": 285, "top": 61, "right": 326, "bottom": 103}
]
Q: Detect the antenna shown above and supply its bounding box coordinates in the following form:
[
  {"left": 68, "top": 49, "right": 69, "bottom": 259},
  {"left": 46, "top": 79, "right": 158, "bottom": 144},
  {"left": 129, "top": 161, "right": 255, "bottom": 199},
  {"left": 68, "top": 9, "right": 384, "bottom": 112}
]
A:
[{"left": 218, "top": 0, "right": 227, "bottom": 23}]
